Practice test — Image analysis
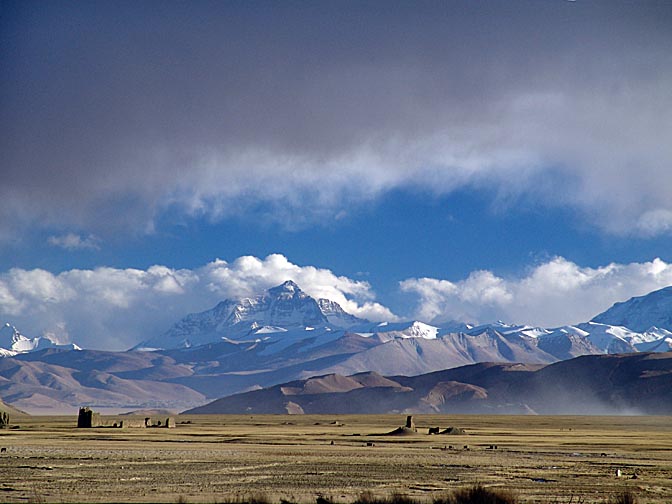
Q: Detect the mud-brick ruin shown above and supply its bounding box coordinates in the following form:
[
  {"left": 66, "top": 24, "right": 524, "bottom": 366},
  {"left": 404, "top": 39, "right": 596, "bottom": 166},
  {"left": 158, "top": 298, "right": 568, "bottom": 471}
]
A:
[
  {"left": 77, "top": 407, "right": 175, "bottom": 429},
  {"left": 0, "top": 411, "right": 10, "bottom": 429},
  {"left": 77, "top": 407, "right": 102, "bottom": 428}
]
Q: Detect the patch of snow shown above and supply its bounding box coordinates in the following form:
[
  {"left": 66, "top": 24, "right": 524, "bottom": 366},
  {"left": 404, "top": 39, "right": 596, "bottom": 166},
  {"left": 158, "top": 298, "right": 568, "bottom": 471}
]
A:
[
  {"left": 254, "top": 326, "right": 289, "bottom": 334},
  {"left": 552, "top": 325, "right": 591, "bottom": 337},
  {"left": 404, "top": 321, "right": 439, "bottom": 339},
  {"left": 134, "top": 346, "right": 165, "bottom": 352},
  {"left": 518, "top": 326, "right": 551, "bottom": 338}
]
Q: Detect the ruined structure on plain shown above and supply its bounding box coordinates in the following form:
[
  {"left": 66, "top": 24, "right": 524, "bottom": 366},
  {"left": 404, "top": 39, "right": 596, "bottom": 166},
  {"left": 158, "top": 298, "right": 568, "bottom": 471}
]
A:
[
  {"left": 77, "top": 407, "right": 102, "bottom": 428},
  {"left": 76, "top": 407, "right": 175, "bottom": 428},
  {"left": 121, "top": 418, "right": 146, "bottom": 428},
  {"left": 441, "top": 426, "right": 466, "bottom": 435},
  {"left": 143, "top": 417, "right": 176, "bottom": 428},
  {"left": 385, "top": 415, "right": 420, "bottom": 436},
  {"left": 0, "top": 411, "right": 9, "bottom": 428}
]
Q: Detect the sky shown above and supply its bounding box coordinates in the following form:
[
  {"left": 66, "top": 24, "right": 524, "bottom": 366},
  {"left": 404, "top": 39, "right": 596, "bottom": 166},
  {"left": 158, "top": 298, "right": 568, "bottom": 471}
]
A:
[{"left": 1, "top": 0, "right": 672, "bottom": 350}]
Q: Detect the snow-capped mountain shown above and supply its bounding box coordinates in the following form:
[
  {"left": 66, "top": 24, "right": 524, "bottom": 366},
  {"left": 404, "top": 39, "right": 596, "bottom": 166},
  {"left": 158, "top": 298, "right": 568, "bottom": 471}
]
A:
[
  {"left": 136, "top": 281, "right": 452, "bottom": 356},
  {"left": 455, "top": 319, "right": 671, "bottom": 357},
  {"left": 346, "top": 320, "right": 440, "bottom": 342},
  {"left": 136, "top": 280, "right": 364, "bottom": 351},
  {"left": 0, "top": 323, "right": 80, "bottom": 357},
  {"left": 592, "top": 285, "right": 672, "bottom": 332}
]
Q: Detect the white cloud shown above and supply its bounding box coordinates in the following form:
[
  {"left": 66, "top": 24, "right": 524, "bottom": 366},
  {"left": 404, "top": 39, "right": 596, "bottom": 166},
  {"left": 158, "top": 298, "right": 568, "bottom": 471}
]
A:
[
  {"left": 0, "top": 254, "right": 395, "bottom": 351},
  {"left": 401, "top": 257, "right": 672, "bottom": 327},
  {"left": 47, "top": 233, "right": 101, "bottom": 250},
  {"left": 399, "top": 271, "right": 514, "bottom": 325}
]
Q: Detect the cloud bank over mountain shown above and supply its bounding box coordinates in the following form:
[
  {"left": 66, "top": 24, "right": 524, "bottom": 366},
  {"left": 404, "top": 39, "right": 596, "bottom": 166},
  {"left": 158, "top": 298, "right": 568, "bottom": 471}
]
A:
[
  {"left": 2, "top": 1, "right": 671, "bottom": 239},
  {"left": 401, "top": 257, "right": 672, "bottom": 327},
  {"left": 0, "top": 254, "right": 393, "bottom": 350},
  {"left": 2, "top": 254, "right": 672, "bottom": 350}
]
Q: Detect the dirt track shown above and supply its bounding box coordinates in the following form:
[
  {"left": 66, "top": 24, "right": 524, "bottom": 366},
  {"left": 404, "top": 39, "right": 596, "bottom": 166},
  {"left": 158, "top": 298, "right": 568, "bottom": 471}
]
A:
[{"left": 0, "top": 414, "right": 670, "bottom": 503}]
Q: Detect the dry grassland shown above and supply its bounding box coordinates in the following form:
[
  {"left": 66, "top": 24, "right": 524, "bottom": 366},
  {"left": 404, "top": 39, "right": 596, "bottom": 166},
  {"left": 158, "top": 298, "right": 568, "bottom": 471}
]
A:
[{"left": 0, "top": 414, "right": 670, "bottom": 503}]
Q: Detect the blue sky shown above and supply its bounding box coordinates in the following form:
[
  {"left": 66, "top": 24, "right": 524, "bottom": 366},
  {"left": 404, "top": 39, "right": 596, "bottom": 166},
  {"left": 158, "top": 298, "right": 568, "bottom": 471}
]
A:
[
  {"left": 2, "top": 1, "right": 672, "bottom": 350},
  {"left": 8, "top": 187, "right": 672, "bottom": 290}
]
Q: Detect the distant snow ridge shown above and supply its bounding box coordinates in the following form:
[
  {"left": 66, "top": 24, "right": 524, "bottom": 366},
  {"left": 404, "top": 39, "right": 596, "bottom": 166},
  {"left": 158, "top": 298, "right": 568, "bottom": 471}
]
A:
[
  {"left": 135, "top": 280, "right": 448, "bottom": 352},
  {"left": 134, "top": 280, "right": 672, "bottom": 357},
  {"left": 0, "top": 323, "right": 81, "bottom": 357},
  {"left": 469, "top": 321, "right": 668, "bottom": 356}
]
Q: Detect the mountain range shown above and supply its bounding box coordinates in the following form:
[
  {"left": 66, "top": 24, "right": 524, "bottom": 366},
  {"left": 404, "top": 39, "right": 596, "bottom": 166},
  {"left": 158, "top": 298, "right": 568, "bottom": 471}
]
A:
[
  {"left": 1, "top": 280, "right": 672, "bottom": 414},
  {"left": 185, "top": 351, "right": 672, "bottom": 416}
]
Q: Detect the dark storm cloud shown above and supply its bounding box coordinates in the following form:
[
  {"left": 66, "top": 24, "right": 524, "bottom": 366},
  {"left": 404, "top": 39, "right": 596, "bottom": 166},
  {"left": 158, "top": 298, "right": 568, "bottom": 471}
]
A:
[{"left": 2, "top": 1, "right": 671, "bottom": 236}]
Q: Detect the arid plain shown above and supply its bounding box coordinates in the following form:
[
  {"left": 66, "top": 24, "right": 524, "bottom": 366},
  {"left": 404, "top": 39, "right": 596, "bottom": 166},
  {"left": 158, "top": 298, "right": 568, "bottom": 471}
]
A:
[{"left": 0, "top": 414, "right": 670, "bottom": 503}]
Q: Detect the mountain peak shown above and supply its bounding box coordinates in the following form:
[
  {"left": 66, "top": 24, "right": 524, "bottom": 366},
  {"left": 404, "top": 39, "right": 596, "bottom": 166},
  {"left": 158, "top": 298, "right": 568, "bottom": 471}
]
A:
[
  {"left": 268, "top": 280, "right": 302, "bottom": 296},
  {"left": 0, "top": 323, "right": 24, "bottom": 346},
  {"left": 1, "top": 322, "right": 80, "bottom": 355},
  {"left": 139, "top": 281, "right": 333, "bottom": 350}
]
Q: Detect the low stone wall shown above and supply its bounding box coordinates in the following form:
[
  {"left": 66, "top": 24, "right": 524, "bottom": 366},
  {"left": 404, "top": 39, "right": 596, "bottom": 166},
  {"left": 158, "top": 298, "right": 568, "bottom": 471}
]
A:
[{"left": 119, "top": 418, "right": 146, "bottom": 428}]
